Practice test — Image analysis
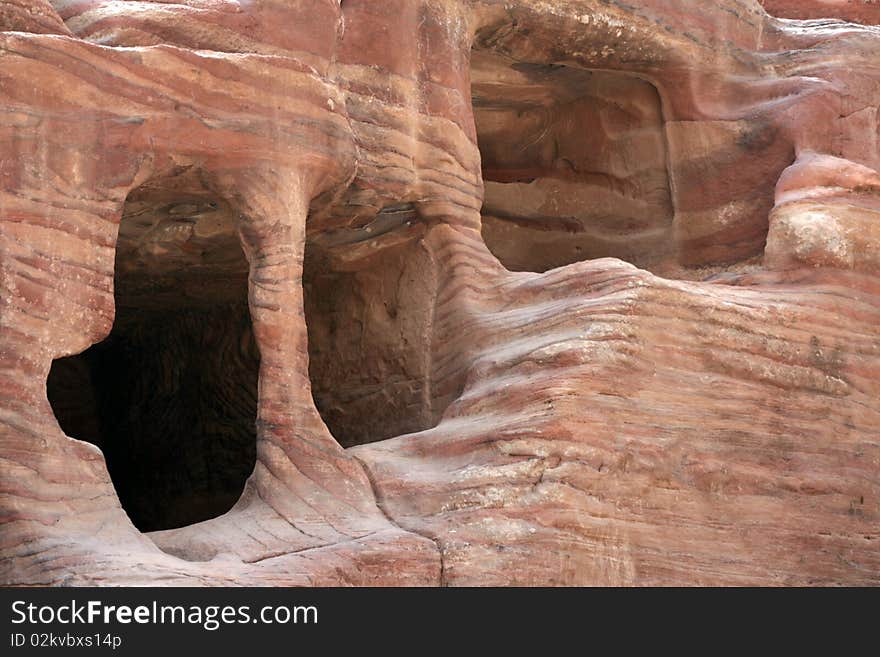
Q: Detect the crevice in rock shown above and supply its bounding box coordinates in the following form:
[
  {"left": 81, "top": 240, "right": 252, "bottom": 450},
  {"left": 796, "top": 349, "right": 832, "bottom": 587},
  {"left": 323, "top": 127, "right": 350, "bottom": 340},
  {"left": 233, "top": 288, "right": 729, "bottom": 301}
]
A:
[
  {"left": 46, "top": 171, "right": 258, "bottom": 532},
  {"left": 350, "top": 452, "right": 446, "bottom": 587}
]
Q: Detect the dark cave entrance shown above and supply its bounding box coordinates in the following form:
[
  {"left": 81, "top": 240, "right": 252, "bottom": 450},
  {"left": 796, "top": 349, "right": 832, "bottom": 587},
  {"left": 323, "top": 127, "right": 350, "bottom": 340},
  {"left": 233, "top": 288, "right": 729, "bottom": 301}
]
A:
[
  {"left": 47, "top": 174, "right": 259, "bottom": 533},
  {"left": 470, "top": 49, "right": 674, "bottom": 273},
  {"left": 302, "top": 205, "right": 441, "bottom": 448}
]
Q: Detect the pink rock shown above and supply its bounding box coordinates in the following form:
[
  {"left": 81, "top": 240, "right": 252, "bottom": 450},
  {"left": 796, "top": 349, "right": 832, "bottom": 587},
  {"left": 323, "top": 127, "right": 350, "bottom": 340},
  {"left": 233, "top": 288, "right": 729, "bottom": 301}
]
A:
[
  {"left": 1, "top": 0, "right": 878, "bottom": 586},
  {"left": 761, "top": 0, "right": 880, "bottom": 24}
]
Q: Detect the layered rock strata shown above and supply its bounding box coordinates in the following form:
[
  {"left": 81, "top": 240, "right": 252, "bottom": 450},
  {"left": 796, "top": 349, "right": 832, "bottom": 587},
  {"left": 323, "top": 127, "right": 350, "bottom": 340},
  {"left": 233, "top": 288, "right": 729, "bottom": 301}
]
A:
[{"left": 1, "top": 0, "right": 878, "bottom": 585}]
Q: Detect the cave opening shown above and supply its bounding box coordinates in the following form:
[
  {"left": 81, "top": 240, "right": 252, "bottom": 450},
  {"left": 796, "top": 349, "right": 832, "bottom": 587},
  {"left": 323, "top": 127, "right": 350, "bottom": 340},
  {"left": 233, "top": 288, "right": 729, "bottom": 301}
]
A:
[
  {"left": 470, "top": 49, "right": 674, "bottom": 273},
  {"left": 303, "top": 204, "right": 442, "bottom": 448},
  {"left": 47, "top": 173, "right": 259, "bottom": 533}
]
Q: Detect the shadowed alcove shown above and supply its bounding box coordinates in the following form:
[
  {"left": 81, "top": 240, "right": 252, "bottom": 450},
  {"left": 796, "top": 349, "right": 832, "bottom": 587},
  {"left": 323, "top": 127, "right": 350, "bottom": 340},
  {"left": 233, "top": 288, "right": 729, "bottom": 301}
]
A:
[
  {"left": 471, "top": 49, "right": 674, "bottom": 273},
  {"left": 303, "top": 204, "right": 444, "bottom": 448},
  {"left": 47, "top": 170, "right": 259, "bottom": 532}
]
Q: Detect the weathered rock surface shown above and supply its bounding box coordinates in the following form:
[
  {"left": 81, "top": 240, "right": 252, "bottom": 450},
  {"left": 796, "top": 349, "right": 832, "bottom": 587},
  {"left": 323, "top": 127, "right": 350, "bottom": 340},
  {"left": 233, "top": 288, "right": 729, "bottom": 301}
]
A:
[
  {"left": 0, "top": 0, "right": 877, "bottom": 586},
  {"left": 760, "top": 1, "right": 880, "bottom": 24}
]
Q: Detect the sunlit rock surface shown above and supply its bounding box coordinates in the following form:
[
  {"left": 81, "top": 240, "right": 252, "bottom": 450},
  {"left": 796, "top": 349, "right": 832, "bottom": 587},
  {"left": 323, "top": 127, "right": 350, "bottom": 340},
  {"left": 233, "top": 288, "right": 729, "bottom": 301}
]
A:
[{"left": 1, "top": 0, "right": 878, "bottom": 586}]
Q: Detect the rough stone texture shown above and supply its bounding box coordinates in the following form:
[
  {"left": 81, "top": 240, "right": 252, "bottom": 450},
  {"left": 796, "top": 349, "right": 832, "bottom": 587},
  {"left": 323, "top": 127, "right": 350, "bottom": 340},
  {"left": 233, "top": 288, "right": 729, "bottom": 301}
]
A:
[
  {"left": 760, "top": 1, "right": 880, "bottom": 24},
  {"left": 0, "top": 1, "right": 878, "bottom": 586}
]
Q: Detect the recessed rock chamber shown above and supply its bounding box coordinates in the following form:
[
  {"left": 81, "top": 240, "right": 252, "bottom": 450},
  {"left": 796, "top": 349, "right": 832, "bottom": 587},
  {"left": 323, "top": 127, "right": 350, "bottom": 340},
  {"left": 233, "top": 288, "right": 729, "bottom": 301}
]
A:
[
  {"left": 47, "top": 172, "right": 258, "bottom": 532},
  {"left": 303, "top": 204, "right": 441, "bottom": 447},
  {"left": 471, "top": 50, "right": 674, "bottom": 272}
]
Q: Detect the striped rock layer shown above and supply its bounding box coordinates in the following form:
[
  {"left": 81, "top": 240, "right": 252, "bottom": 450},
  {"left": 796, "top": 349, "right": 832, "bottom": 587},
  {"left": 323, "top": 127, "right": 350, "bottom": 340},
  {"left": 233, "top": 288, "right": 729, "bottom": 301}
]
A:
[{"left": 0, "top": 0, "right": 878, "bottom": 585}]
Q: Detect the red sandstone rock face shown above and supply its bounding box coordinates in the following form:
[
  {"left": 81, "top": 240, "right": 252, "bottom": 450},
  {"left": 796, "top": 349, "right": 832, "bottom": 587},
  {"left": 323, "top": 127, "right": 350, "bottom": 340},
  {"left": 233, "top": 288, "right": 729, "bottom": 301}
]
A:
[
  {"left": 0, "top": 0, "right": 69, "bottom": 34},
  {"left": 0, "top": 1, "right": 878, "bottom": 586},
  {"left": 761, "top": 1, "right": 880, "bottom": 24}
]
